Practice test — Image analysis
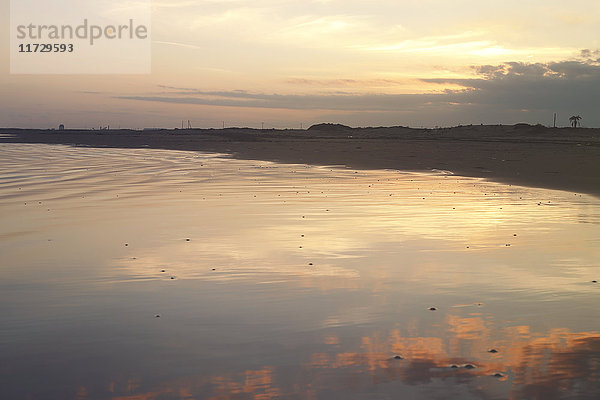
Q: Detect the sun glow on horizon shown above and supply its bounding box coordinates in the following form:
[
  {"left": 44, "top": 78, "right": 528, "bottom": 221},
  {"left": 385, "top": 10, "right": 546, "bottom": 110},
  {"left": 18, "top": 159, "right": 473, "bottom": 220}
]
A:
[{"left": 1, "top": 0, "right": 599, "bottom": 128}]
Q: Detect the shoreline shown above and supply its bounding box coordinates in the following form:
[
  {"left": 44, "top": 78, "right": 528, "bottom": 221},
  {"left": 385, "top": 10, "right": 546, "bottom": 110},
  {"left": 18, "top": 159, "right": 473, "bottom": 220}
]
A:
[{"left": 2, "top": 124, "right": 599, "bottom": 198}]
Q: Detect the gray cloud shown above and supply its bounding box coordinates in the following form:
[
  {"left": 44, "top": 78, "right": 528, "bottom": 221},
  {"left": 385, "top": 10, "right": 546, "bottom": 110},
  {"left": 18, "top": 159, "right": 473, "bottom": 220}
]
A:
[
  {"left": 423, "top": 59, "right": 600, "bottom": 113},
  {"left": 118, "top": 92, "right": 448, "bottom": 112},
  {"left": 285, "top": 78, "right": 405, "bottom": 87},
  {"left": 580, "top": 48, "right": 600, "bottom": 62},
  {"left": 118, "top": 56, "right": 600, "bottom": 127}
]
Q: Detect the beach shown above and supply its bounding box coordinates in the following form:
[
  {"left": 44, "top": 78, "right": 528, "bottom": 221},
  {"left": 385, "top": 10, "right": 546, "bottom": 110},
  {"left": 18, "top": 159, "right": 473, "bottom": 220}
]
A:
[
  {"left": 3, "top": 123, "right": 599, "bottom": 197},
  {"left": 1, "top": 143, "right": 600, "bottom": 399},
  {"left": 5, "top": 0, "right": 600, "bottom": 397}
]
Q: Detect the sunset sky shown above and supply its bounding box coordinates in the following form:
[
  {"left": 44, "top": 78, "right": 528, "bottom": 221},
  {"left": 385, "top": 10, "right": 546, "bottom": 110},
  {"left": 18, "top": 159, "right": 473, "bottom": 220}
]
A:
[{"left": 1, "top": 0, "right": 599, "bottom": 129}]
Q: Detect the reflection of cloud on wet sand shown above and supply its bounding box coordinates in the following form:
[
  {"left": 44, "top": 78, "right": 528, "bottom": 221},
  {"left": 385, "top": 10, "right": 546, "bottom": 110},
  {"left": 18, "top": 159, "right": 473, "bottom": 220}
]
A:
[
  {"left": 511, "top": 333, "right": 600, "bottom": 399},
  {"left": 304, "top": 323, "right": 600, "bottom": 398},
  {"left": 95, "top": 318, "right": 600, "bottom": 399},
  {"left": 108, "top": 368, "right": 281, "bottom": 400},
  {"left": 116, "top": 249, "right": 361, "bottom": 291}
]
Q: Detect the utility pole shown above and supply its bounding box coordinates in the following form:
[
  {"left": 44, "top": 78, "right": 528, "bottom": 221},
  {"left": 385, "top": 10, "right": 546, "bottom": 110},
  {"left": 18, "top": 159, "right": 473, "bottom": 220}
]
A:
[
  {"left": 261, "top": 122, "right": 264, "bottom": 130},
  {"left": 553, "top": 113, "right": 557, "bottom": 128},
  {"left": 222, "top": 121, "right": 225, "bottom": 129}
]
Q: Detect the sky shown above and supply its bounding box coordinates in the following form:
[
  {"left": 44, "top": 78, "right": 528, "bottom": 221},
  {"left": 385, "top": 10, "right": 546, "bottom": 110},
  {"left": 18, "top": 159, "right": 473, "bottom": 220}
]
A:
[{"left": 1, "top": 0, "right": 599, "bottom": 129}]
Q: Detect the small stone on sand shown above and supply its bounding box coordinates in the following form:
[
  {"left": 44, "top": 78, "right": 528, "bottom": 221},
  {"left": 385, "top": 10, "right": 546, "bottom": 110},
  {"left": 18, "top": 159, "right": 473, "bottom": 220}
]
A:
[
  {"left": 429, "top": 307, "right": 437, "bottom": 311},
  {"left": 488, "top": 349, "right": 498, "bottom": 353},
  {"left": 393, "top": 355, "right": 403, "bottom": 360}
]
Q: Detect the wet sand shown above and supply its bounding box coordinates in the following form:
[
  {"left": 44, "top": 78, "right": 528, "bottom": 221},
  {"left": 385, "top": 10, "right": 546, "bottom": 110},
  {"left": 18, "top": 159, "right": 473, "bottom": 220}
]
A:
[
  {"left": 2, "top": 123, "right": 599, "bottom": 197},
  {"left": 1, "top": 144, "right": 600, "bottom": 399}
]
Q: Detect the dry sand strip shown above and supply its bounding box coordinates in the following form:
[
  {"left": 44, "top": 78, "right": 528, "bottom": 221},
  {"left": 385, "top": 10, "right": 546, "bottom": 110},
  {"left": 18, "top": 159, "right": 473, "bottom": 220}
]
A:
[{"left": 2, "top": 123, "right": 599, "bottom": 198}]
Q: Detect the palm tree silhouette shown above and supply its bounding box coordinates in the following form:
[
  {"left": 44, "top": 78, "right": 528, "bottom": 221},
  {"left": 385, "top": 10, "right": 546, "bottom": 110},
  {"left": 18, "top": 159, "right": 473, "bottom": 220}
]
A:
[{"left": 569, "top": 115, "right": 582, "bottom": 128}]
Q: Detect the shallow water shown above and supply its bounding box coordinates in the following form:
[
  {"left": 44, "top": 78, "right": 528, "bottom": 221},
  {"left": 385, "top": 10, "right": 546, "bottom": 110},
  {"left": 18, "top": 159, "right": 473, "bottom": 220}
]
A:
[{"left": 0, "top": 143, "right": 599, "bottom": 400}]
